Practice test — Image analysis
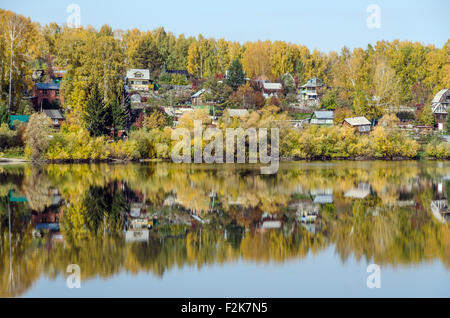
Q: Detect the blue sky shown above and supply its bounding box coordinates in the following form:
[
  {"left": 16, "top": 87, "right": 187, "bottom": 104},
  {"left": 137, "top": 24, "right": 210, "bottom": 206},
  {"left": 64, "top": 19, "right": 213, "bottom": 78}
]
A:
[{"left": 1, "top": 0, "right": 449, "bottom": 52}]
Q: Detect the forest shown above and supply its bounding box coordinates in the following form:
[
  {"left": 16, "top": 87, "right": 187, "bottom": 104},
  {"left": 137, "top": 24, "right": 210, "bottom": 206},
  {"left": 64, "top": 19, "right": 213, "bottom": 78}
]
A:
[{"left": 0, "top": 9, "right": 449, "bottom": 161}]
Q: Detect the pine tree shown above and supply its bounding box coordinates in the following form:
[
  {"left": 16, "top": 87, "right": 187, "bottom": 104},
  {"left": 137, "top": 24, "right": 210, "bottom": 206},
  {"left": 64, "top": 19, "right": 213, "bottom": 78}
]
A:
[
  {"left": 84, "top": 85, "right": 109, "bottom": 137},
  {"left": 110, "top": 98, "right": 127, "bottom": 134},
  {"left": 0, "top": 103, "right": 10, "bottom": 126},
  {"left": 226, "top": 58, "right": 245, "bottom": 91}
]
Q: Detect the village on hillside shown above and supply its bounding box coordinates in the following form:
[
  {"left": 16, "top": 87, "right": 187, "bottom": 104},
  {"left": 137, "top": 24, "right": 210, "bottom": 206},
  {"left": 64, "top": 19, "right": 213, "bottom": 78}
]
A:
[{"left": 0, "top": 8, "right": 449, "bottom": 161}]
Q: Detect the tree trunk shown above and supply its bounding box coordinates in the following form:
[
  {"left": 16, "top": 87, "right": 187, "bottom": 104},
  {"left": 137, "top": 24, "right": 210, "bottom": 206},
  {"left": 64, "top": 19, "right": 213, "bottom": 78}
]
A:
[{"left": 8, "top": 41, "right": 13, "bottom": 112}]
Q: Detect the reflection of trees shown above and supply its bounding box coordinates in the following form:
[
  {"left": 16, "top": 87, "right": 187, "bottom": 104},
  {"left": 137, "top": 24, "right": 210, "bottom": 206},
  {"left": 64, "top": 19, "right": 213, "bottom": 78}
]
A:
[{"left": 0, "top": 161, "right": 449, "bottom": 297}]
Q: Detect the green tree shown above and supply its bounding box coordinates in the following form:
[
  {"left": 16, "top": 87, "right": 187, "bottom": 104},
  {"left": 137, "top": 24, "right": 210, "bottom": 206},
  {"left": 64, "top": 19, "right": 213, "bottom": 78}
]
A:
[
  {"left": 419, "top": 105, "right": 435, "bottom": 127},
  {"left": 131, "top": 34, "right": 163, "bottom": 73},
  {"left": 445, "top": 113, "right": 450, "bottom": 134},
  {"left": 0, "top": 103, "right": 10, "bottom": 125},
  {"left": 321, "top": 90, "right": 338, "bottom": 110},
  {"left": 109, "top": 98, "right": 127, "bottom": 135},
  {"left": 226, "top": 58, "right": 245, "bottom": 91},
  {"left": 84, "top": 85, "right": 109, "bottom": 137}
]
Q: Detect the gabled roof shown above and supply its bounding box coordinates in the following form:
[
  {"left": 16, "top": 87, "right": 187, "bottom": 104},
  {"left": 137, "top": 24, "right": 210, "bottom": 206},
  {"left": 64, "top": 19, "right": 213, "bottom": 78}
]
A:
[
  {"left": 43, "top": 109, "right": 64, "bottom": 120},
  {"left": 192, "top": 88, "right": 207, "bottom": 98},
  {"left": 343, "top": 116, "right": 371, "bottom": 126},
  {"left": 36, "top": 82, "right": 60, "bottom": 90},
  {"left": 313, "top": 111, "right": 334, "bottom": 119},
  {"left": 126, "top": 69, "right": 150, "bottom": 80},
  {"left": 227, "top": 109, "right": 249, "bottom": 117},
  {"left": 301, "top": 78, "right": 324, "bottom": 88},
  {"left": 263, "top": 82, "right": 283, "bottom": 90},
  {"left": 431, "top": 89, "right": 450, "bottom": 104}
]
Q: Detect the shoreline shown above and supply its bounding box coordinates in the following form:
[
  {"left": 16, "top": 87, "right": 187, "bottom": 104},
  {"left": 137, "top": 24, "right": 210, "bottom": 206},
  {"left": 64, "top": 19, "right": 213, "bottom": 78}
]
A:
[{"left": 1, "top": 156, "right": 446, "bottom": 165}]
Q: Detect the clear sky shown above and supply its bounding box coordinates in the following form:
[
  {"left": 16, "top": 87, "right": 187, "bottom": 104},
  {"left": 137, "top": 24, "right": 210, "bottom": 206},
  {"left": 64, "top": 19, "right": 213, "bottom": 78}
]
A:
[{"left": 1, "top": 0, "right": 449, "bottom": 52}]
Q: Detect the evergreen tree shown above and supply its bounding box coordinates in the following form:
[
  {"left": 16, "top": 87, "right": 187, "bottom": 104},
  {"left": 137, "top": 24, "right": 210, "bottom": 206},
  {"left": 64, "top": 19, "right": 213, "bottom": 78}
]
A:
[
  {"left": 445, "top": 112, "right": 450, "bottom": 134},
  {"left": 226, "top": 58, "right": 245, "bottom": 91},
  {"left": 110, "top": 98, "right": 127, "bottom": 134},
  {"left": 0, "top": 103, "right": 10, "bottom": 125},
  {"left": 84, "top": 85, "right": 109, "bottom": 137},
  {"left": 131, "top": 35, "right": 163, "bottom": 72}
]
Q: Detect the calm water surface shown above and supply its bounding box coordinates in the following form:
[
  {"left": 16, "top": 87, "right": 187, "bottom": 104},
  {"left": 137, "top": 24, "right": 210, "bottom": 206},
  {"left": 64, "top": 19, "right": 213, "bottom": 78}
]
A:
[{"left": 0, "top": 161, "right": 449, "bottom": 297}]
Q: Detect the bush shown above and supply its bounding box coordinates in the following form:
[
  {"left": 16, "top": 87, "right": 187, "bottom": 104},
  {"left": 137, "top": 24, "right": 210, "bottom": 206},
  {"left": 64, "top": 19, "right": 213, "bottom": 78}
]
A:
[
  {"left": 0, "top": 123, "right": 23, "bottom": 150},
  {"left": 23, "top": 113, "right": 53, "bottom": 161}
]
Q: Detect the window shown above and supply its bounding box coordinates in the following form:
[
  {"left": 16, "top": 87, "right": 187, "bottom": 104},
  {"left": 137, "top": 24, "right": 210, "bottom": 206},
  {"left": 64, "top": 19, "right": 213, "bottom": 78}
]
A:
[
  {"left": 42, "top": 89, "right": 48, "bottom": 95},
  {"left": 359, "top": 125, "right": 370, "bottom": 132},
  {"left": 134, "top": 72, "right": 143, "bottom": 78}
]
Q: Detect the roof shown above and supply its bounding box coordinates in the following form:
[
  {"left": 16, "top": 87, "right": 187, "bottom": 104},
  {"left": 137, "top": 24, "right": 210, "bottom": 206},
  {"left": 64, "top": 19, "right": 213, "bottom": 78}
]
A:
[
  {"left": 126, "top": 69, "right": 150, "bottom": 80},
  {"left": 192, "top": 88, "right": 207, "bottom": 98},
  {"left": 313, "top": 111, "right": 334, "bottom": 119},
  {"left": 344, "top": 188, "right": 370, "bottom": 199},
  {"left": 314, "top": 194, "right": 333, "bottom": 204},
  {"left": 9, "top": 115, "right": 30, "bottom": 128},
  {"left": 431, "top": 89, "right": 449, "bottom": 104},
  {"left": 343, "top": 117, "right": 371, "bottom": 126},
  {"left": 301, "top": 78, "right": 324, "bottom": 88},
  {"left": 263, "top": 82, "right": 283, "bottom": 90},
  {"left": 43, "top": 109, "right": 64, "bottom": 120},
  {"left": 36, "top": 82, "right": 60, "bottom": 90},
  {"left": 227, "top": 109, "right": 249, "bottom": 117}
]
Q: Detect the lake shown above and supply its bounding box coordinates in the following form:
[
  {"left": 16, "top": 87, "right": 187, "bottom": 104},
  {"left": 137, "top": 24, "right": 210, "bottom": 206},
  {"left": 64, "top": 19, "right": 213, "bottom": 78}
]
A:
[{"left": 0, "top": 161, "right": 449, "bottom": 297}]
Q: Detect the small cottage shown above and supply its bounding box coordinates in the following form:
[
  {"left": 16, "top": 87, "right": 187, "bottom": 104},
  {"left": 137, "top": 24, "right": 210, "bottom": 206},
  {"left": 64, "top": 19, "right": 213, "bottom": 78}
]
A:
[
  {"left": 126, "top": 69, "right": 151, "bottom": 92},
  {"left": 431, "top": 89, "right": 450, "bottom": 131},
  {"left": 310, "top": 111, "right": 334, "bottom": 125},
  {"left": 342, "top": 116, "right": 371, "bottom": 133}
]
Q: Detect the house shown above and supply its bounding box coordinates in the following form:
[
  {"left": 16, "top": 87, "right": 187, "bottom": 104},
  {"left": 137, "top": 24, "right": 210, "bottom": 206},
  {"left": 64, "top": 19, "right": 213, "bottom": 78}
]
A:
[
  {"left": 299, "top": 78, "right": 325, "bottom": 103},
  {"left": 43, "top": 109, "right": 64, "bottom": 128},
  {"left": 431, "top": 88, "right": 450, "bottom": 131},
  {"left": 344, "top": 183, "right": 371, "bottom": 199},
  {"left": 191, "top": 88, "right": 208, "bottom": 105},
  {"left": 310, "top": 110, "right": 334, "bottom": 125},
  {"left": 261, "top": 82, "right": 283, "bottom": 98},
  {"left": 126, "top": 69, "right": 151, "bottom": 92},
  {"left": 226, "top": 109, "right": 249, "bottom": 118},
  {"left": 32, "top": 82, "right": 61, "bottom": 110},
  {"left": 342, "top": 116, "right": 371, "bottom": 133}
]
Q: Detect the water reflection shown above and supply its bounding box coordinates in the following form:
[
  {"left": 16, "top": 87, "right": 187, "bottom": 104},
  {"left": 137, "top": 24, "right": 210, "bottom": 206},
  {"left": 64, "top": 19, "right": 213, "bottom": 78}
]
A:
[{"left": 0, "top": 161, "right": 449, "bottom": 297}]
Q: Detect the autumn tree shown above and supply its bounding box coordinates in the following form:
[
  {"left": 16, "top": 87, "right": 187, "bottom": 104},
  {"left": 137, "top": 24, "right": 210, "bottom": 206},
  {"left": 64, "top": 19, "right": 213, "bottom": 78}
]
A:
[{"left": 23, "top": 113, "right": 52, "bottom": 161}]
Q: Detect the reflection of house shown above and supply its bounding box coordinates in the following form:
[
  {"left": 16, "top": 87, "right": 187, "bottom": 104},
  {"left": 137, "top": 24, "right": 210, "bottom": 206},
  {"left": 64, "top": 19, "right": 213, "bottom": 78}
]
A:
[
  {"left": 342, "top": 117, "right": 371, "bottom": 134},
  {"left": 431, "top": 88, "right": 450, "bottom": 131},
  {"left": 344, "top": 183, "right": 371, "bottom": 199},
  {"left": 257, "top": 213, "right": 282, "bottom": 232},
  {"left": 310, "top": 111, "right": 334, "bottom": 125},
  {"left": 125, "top": 217, "right": 150, "bottom": 242},
  {"left": 126, "top": 69, "right": 151, "bottom": 92},
  {"left": 430, "top": 200, "right": 450, "bottom": 223}
]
